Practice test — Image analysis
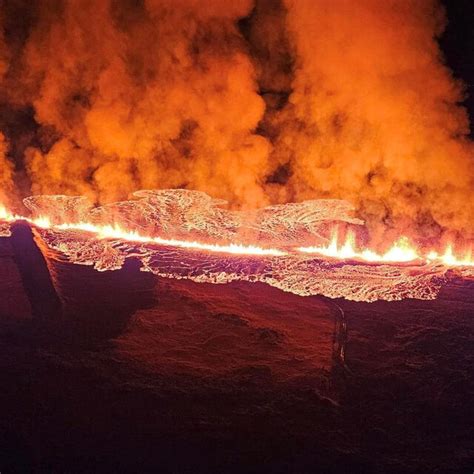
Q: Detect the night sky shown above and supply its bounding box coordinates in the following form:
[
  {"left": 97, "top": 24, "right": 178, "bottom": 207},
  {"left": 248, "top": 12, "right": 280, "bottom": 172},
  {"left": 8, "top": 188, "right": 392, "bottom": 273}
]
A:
[{"left": 442, "top": 0, "right": 474, "bottom": 135}]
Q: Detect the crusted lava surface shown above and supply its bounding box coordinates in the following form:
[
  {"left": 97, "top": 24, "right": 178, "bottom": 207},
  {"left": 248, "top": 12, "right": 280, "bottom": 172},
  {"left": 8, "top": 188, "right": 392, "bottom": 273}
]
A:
[{"left": 0, "top": 221, "right": 472, "bottom": 473}]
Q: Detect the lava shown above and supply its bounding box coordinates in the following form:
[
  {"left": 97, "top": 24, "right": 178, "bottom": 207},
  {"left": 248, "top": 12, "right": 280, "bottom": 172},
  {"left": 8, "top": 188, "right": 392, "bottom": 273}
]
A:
[
  {"left": 2, "top": 192, "right": 474, "bottom": 302},
  {"left": 0, "top": 202, "right": 473, "bottom": 267},
  {"left": 0, "top": 205, "right": 286, "bottom": 257},
  {"left": 298, "top": 229, "right": 474, "bottom": 267}
]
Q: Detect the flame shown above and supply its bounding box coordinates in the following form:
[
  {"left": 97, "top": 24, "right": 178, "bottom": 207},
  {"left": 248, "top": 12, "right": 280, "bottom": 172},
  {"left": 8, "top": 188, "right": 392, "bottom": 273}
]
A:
[
  {"left": 0, "top": 204, "right": 473, "bottom": 266},
  {"left": 427, "top": 245, "right": 474, "bottom": 267},
  {"left": 297, "top": 229, "right": 474, "bottom": 267},
  {"left": 0, "top": 204, "right": 287, "bottom": 257}
]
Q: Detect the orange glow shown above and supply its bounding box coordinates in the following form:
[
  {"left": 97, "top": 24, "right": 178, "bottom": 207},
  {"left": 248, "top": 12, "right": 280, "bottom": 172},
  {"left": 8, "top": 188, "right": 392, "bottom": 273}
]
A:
[
  {"left": 427, "top": 245, "right": 474, "bottom": 267},
  {"left": 0, "top": 204, "right": 473, "bottom": 266},
  {"left": 0, "top": 205, "right": 287, "bottom": 257},
  {"left": 297, "top": 229, "right": 474, "bottom": 267}
]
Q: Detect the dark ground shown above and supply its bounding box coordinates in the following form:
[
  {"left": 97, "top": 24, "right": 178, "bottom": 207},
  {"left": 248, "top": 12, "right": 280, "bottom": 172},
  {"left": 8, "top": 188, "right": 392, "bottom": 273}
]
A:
[{"left": 0, "top": 225, "right": 472, "bottom": 473}]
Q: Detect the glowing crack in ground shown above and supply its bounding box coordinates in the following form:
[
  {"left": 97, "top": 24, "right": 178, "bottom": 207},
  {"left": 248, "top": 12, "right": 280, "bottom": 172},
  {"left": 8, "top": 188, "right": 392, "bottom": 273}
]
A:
[{"left": 1, "top": 190, "right": 472, "bottom": 302}]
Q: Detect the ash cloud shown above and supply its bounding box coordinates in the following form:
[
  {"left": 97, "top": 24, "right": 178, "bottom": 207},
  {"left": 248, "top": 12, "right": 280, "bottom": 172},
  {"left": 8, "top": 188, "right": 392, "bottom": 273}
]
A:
[{"left": 0, "top": 0, "right": 473, "bottom": 244}]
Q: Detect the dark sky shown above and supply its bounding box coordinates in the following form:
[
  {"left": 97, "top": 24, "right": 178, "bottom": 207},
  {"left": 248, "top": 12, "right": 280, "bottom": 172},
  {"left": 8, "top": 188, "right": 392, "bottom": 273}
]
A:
[{"left": 441, "top": 0, "right": 474, "bottom": 135}]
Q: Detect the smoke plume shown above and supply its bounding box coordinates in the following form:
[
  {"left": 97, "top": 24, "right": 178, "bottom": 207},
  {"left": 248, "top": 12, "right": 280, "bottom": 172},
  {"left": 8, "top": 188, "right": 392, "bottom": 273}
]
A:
[
  {"left": 0, "top": 0, "right": 472, "bottom": 244},
  {"left": 2, "top": 0, "right": 270, "bottom": 207},
  {"left": 277, "top": 0, "right": 474, "bottom": 244}
]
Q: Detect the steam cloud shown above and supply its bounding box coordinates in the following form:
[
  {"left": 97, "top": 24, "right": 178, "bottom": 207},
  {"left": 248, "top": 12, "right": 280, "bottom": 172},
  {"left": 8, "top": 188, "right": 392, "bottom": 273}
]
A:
[{"left": 0, "top": 0, "right": 472, "bottom": 245}]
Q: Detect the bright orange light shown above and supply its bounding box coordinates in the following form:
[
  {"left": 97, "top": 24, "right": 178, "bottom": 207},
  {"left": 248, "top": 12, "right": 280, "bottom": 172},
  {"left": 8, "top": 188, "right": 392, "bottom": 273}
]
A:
[
  {"left": 0, "top": 205, "right": 287, "bottom": 257},
  {"left": 0, "top": 203, "right": 473, "bottom": 266},
  {"left": 426, "top": 244, "right": 474, "bottom": 267},
  {"left": 297, "top": 229, "right": 473, "bottom": 267}
]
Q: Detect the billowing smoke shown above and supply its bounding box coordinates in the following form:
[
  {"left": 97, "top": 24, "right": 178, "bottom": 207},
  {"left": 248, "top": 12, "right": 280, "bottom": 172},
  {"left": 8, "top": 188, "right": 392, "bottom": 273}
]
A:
[
  {"left": 2, "top": 0, "right": 271, "bottom": 207},
  {"left": 0, "top": 0, "right": 472, "bottom": 245},
  {"left": 0, "top": 10, "right": 14, "bottom": 205},
  {"left": 0, "top": 132, "right": 14, "bottom": 205},
  {"left": 275, "top": 0, "right": 474, "bottom": 244}
]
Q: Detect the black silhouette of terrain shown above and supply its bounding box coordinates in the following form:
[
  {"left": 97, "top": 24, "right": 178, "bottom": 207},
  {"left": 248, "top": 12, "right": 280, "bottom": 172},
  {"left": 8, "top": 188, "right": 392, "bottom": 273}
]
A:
[{"left": 0, "top": 223, "right": 472, "bottom": 473}]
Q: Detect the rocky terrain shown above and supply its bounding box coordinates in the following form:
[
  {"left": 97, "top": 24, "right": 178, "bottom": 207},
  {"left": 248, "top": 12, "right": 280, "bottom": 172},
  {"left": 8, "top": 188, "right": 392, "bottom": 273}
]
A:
[{"left": 0, "top": 223, "right": 472, "bottom": 473}]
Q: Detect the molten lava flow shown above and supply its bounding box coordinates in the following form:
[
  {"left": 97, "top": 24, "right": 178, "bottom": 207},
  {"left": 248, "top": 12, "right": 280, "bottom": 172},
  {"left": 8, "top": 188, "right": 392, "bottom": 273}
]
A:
[
  {"left": 2, "top": 192, "right": 474, "bottom": 303},
  {"left": 0, "top": 204, "right": 287, "bottom": 257},
  {"left": 297, "top": 229, "right": 474, "bottom": 267},
  {"left": 427, "top": 246, "right": 474, "bottom": 268},
  {"left": 0, "top": 201, "right": 473, "bottom": 266}
]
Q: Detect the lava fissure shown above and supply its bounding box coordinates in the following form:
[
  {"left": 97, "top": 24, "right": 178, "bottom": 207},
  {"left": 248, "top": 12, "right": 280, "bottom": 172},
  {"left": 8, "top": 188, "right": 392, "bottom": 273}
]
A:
[
  {"left": 1, "top": 192, "right": 472, "bottom": 267},
  {"left": 0, "top": 190, "right": 472, "bottom": 303}
]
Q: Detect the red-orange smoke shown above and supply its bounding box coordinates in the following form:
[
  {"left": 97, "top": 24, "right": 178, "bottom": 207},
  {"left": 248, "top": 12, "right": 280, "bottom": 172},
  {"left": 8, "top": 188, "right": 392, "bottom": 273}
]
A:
[
  {"left": 0, "top": 133, "right": 14, "bottom": 205},
  {"left": 0, "top": 0, "right": 472, "bottom": 245},
  {"left": 276, "top": 0, "right": 474, "bottom": 245}
]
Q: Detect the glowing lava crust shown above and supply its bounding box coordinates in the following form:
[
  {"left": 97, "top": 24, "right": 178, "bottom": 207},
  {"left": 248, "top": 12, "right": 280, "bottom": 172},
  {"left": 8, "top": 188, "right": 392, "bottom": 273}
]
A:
[
  {"left": 0, "top": 204, "right": 472, "bottom": 267},
  {"left": 0, "top": 191, "right": 473, "bottom": 303}
]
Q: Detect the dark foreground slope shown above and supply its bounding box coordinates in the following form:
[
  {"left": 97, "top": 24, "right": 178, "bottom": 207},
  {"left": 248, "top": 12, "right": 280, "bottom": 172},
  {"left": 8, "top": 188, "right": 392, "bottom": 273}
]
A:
[
  {"left": 0, "top": 225, "right": 472, "bottom": 473},
  {"left": 336, "top": 280, "right": 474, "bottom": 474}
]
